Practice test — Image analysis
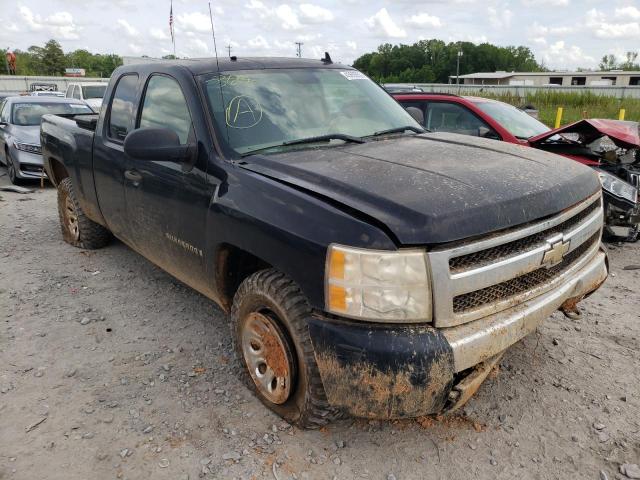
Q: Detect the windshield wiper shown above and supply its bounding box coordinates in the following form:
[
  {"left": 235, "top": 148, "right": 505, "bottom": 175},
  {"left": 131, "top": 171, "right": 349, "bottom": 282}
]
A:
[
  {"left": 282, "top": 133, "right": 364, "bottom": 146},
  {"left": 370, "top": 125, "right": 426, "bottom": 137}
]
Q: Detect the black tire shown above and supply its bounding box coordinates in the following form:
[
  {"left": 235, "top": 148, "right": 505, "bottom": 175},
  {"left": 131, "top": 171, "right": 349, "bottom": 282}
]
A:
[
  {"left": 231, "top": 268, "right": 341, "bottom": 429},
  {"left": 6, "top": 150, "right": 20, "bottom": 185},
  {"left": 57, "top": 177, "right": 111, "bottom": 249}
]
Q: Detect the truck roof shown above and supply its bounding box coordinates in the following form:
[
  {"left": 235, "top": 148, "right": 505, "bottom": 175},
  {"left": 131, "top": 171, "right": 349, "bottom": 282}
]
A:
[{"left": 117, "top": 56, "right": 352, "bottom": 76}]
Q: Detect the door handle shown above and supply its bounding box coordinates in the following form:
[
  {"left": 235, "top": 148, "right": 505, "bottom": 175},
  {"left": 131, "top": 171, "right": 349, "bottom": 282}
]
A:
[{"left": 124, "top": 169, "right": 142, "bottom": 185}]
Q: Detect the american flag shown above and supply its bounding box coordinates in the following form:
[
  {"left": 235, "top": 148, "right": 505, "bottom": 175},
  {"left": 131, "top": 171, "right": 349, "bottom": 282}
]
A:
[{"left": 169, "top": 0, "right": 174, "bottom": 44}]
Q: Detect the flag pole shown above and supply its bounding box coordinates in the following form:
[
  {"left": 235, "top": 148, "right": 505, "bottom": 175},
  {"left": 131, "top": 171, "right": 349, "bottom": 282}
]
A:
[{"left": 170, "top": 0, "right": 176, "bottom": 57}]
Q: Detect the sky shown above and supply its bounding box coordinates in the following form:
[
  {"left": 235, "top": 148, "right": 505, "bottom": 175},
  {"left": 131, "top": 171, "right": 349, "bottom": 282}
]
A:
[{"left": 1, "top": 0, "right": 639, "bottom": 70}]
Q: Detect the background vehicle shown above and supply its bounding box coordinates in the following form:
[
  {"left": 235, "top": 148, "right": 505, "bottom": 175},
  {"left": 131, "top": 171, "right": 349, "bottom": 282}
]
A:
[
  {"left": 0, "top": 96, "right": 93, "bottom": 184},
  {"left": 30, "top": 91, "right": 65, "bottom": 97},
  {"left": 393, "top": 92, "right": 640, "bottom": 241},
  {"left": 65, "top": 82, "right": 109, "bottom": 111},
  {"left": 41, "top": 58, "right": 606, "bottom": 427}
]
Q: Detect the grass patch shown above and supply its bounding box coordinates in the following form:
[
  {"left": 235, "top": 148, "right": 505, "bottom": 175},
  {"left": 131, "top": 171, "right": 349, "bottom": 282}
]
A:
[{"left": 471, "top": 90, "right": 640, "bottom": 127}]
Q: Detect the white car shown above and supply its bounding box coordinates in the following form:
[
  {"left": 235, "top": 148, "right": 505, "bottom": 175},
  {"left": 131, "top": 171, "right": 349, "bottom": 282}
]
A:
[
  {"left": 65, "top": 82, "right": 108, "bottom": 111},
  {"left": 30, "top": 91, "right": 65, "bottom": 97}
]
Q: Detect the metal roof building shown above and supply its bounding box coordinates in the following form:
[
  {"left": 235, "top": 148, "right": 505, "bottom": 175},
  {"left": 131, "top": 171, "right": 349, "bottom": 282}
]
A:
[{"left": 450, "top": 71, "right": 640, "bottom": 87}]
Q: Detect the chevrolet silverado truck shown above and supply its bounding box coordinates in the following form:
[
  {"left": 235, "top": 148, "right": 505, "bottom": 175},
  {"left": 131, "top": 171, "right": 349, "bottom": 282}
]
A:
[{"left": 41, "top": 57, "right": 608, "bottom": 428}]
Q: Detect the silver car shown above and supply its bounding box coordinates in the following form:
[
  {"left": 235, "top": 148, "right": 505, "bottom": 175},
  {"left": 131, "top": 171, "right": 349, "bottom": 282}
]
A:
[{"left": 0, "top": 96, "right": 93, "bottom": 184}]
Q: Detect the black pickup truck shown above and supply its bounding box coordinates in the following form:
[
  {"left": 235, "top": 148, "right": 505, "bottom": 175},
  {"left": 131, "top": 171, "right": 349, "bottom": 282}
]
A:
[{"left": 41, "top": 57, "right": 608, "bottom": 428}]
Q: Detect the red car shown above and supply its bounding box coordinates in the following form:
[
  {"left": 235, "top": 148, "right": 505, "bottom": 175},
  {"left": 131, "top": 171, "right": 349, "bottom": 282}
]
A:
[{"left": 392, "top": 92, "right": 640, "bottom": 240}]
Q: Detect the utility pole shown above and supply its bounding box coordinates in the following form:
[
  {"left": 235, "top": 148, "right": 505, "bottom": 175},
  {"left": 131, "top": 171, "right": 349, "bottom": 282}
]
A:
[
  {"left": 226, "top": 44, "right": 232, "bottom": 57},
  {"left": 295, "top": 42, "right": 303, "bottom": 58},
  {"left": 456, "top": 49, "right": 463, "bottom": 93}
]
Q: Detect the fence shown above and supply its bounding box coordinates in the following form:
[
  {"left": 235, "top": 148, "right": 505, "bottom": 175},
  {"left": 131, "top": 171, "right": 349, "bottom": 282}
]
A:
[
  {"left": 0, "top": 75, "right": 110, "bottom": 94},
  {"left": 384, "top": 83, "right": 640, "bottom": 99}
]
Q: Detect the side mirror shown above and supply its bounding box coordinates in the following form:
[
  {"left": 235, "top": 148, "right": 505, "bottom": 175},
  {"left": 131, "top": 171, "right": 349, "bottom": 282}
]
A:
[
  {"left": 0, "top": 121, "right": 7, "bottom": 127},
  {"left": 124, "top": 127, "right": 195, "bottom": 163},
  {"left": 405, "top": 107, "right": 424, "bottom": 126},
  {"left": 478, "top": 126, "right": 498, "bottom": 139}
]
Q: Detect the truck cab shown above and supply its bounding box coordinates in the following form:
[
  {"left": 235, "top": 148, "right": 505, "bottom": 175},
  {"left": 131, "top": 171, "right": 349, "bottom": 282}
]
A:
[
  {"left": 41, "top": 58, "right": 607, "bottom": 427},
  {"left": 65, "top": 82, "right": 109, "bottom": 111}
]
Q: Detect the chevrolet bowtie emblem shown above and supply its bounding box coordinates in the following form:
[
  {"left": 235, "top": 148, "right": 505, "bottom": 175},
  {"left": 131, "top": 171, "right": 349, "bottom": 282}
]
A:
[{"left": 541, "top": 234, "right": 570, "bottom": 268}]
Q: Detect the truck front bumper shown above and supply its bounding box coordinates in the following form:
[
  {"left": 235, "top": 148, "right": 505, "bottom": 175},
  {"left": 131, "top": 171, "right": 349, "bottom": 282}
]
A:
[{"left": 308, "top": 249, "right": 608, "bottom": 419}]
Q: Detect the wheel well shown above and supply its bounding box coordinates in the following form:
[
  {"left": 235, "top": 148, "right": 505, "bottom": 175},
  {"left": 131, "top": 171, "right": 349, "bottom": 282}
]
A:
[
  {"left": 216, "top": 244, "right": 272, "bottom": 310},
  {"left": 48, "top": 158, "right": 69, "bottom": 186}
]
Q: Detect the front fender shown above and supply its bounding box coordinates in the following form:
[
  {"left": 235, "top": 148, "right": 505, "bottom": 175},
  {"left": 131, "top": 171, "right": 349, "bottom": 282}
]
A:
[{"left": 206, "top": 164, "right": 397, "bottom": 310}]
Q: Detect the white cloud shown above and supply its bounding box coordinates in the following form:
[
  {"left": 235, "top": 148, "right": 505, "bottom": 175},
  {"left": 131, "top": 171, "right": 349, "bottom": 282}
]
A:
[
  {"left": 299, "top": 4, "right": 334, "bottom": 23},
  {"left": 488, "top": 6, "right": 513, "bottom": 28},
  {"left": 17, "top": 6, "right": 81, "bottom": 40},
  {"left": 346, "top": 40, "right": 357, "bottom": 50},
  {"left": 540, "top": 40, "right": 595, "bottom": 68},
  {"left": 406, "top": 13, "right": 442, "bottom": 28},
  {"left": 187, "top": 38, "right": 210, "bottom": 55},
  {"left": 586, "top": 8, "right": 640, "bottom": 39},
  {"left": 528, "top": 22, "right": 575, "bottom": 37},
  {"left": 615, "top": 6, "right": 640, "bottom": 20},
  {"left": 150, "top": 28, "right": 169, "bottom": 40},
  {"left": 521, "top": 0, "right": 569, "bottom": 6},
  {"left": 117, "top": 19, "right": 139, "bottom": 37},
  {"left": 275, "top": 5, "right": 302, "bottom": 30},
  {"left": 176, "top": 12, "right": 212, "bottom": 33},
  {"left": 365, "top": 8, "right": 406, "bottom": 38},
  {"left": 247, "top": 35, "right": 270, "bottom": 50}
]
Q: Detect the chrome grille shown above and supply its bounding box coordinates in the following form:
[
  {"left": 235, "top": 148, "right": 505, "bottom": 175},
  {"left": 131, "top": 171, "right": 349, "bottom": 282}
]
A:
[
  {"left": 452, "top": 232, "right": 600, "bottom": 313},
  {"left": 427, "top": 192, "right": 604, "bottom": 328},
  {"left": 449, "top": 199, "right": 600, "bottom": 273}
]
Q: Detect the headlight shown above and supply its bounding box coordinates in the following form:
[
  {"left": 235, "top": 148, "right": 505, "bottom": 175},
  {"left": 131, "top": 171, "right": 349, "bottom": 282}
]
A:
[
  {"left": 325, "top": 244, "right": 431, "bottom": 322},
  {"left": 597, "top": 170, "right": 638, "bottom": 204},
  {"left": 13, "top": 141, "right": 42, "bottom": 155}
]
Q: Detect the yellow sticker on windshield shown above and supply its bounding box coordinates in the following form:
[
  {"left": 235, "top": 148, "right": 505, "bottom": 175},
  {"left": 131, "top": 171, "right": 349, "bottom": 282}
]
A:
[{"left": 225, "top": 95, "right": 263, "bottom": 129}]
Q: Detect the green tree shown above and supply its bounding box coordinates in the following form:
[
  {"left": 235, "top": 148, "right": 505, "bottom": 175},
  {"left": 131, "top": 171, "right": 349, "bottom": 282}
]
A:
[
  {"left": 599, "top": 54, "right": 617, "bottom": 71},
  {"left": 41, "top": 40, "right": 65, "bottom": 75}
]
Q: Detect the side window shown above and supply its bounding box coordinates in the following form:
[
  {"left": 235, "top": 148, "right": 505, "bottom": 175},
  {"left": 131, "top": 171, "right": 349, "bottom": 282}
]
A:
[
  {"left": 399, "top": 100, "right": 426, "bottom": 127},
  {"left": 65, "top": 85, "right": 73, "bottom": 97},
  {"left": 72, "top": 86, "right": 82, "bottom": 99},
  {"left": 138, "top": 75, "right": 192, "bottom": 144},
  {"left": 108, "top": 74, "right": 139, "bottom": 142},
  {"left": 425, "top": 102, "right": 495, "bottom": 137}
]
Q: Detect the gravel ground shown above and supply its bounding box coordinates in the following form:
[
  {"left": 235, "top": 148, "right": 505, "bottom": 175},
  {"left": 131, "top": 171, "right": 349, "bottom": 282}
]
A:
[{"left": 1, "top": 174, "right": 639, "bottom": 480}]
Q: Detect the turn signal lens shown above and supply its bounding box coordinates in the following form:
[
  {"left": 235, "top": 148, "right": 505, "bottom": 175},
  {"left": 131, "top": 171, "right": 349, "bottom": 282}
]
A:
[{"left": 325, "top": 244, "right": 431, "bottom": 322}]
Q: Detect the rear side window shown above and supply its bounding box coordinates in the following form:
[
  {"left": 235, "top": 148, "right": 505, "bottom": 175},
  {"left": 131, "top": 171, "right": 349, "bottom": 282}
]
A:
[
  {"left": 65, "top": 85, "right": 73, "bottom": 97},
  {"left": 72, "top": 86, "right": 81, "bottom": 99},
  {"left": 108, "top": 75, "right": 138, "bottom": 142},
  {"left": 139, "top": 75, "right": 192, "bottom": 144},
  {"left": 426, "top": 102, "right": 490, "bottom": 136}
]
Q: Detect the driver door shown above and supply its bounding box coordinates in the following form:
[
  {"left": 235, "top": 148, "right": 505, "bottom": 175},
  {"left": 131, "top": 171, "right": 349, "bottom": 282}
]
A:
[{"left": 123, "top": 74, "right": 210, "bottom": 289}]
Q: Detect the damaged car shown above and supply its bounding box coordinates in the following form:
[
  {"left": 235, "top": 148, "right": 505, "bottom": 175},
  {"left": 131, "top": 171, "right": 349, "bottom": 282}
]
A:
[{"left": 393, "top": 93, "right": 640, "bottom": 241}]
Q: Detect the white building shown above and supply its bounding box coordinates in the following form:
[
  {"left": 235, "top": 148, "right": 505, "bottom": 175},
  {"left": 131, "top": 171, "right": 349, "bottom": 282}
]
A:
[{"left": 450, "top": 71, "right": 640, "bottom": 87}]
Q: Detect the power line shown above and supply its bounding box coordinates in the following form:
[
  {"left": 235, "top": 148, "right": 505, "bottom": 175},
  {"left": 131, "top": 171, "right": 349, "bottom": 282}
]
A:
[{"left": 295, "top": 42, "right": 303, "bottom": 58}]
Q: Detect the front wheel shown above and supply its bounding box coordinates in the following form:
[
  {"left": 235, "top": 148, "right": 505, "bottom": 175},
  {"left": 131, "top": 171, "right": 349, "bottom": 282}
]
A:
[
  {"left": 57, "top": 177, "right": 111, "bottom": 249},
  {"left": 231, "top": 269, "right": 341, "bottom": 429},
  {"left": 6, "top": 150, "right": 19, "bottom": 185}
]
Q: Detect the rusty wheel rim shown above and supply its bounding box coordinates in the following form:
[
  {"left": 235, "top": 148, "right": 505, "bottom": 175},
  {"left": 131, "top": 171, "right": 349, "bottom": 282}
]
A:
[
  {"left": 241, "top": 311, "right": 294, "bottom": 405},
  {"left": 64, "top": 196, "right": 80, "bottom": 241}
]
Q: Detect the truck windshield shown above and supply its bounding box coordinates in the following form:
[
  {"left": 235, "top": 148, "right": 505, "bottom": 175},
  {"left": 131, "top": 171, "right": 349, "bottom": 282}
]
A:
[
  {"left": 11, "top": 103, "right": 93, "bottom": 126},
  {"left": 473, "top": 100, "right": 550, "bottom": 139},
  {"left": 202, "top": 68, "right": 421, "bottom": 156},
  {"left": 81, "top": 85, "right": 107, "bottom": 99}
]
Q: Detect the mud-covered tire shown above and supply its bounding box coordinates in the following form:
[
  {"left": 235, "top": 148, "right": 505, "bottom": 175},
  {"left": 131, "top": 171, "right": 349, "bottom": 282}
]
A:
[
  {"left": 231, "top": 268, "right": 341, "bottom": 429},
  {"left": 57, "top": 177, "right": 111, "bottom": 249}
]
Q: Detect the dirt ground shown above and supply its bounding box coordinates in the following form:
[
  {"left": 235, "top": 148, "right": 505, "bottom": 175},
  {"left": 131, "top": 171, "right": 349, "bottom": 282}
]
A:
[{"left": 1, "top": 173, "right": 639, "bottom": 480}]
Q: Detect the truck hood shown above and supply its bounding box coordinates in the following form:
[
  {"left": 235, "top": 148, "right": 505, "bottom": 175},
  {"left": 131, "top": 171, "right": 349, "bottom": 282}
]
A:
[
  {"left": 529, "top": 119, "right": 640, "bottom": 149},
  {"left": 84, "top": 98, "right": 103, "bottom": 111},
  {"left": 240, "top": 133, "right": 601, "bottom": 245}
]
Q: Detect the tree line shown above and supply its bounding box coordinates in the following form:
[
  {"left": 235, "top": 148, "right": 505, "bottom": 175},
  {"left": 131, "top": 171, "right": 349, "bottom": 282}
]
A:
[
  {"left": 4, "top": 40, "right": 122, "bottom": 78},
  {"left": 353, "top": 40, "right": 543, "bottom": 84}
]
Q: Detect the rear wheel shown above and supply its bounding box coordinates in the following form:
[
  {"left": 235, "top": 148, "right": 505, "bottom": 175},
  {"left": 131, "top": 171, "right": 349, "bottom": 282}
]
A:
[
  {"left": 57, "top": 177, "right": 111, "bottom": 249},
  {"left": 231, "top": 268, "right": 341, "bottom": 429}
]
